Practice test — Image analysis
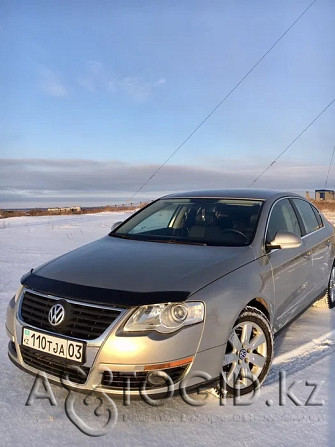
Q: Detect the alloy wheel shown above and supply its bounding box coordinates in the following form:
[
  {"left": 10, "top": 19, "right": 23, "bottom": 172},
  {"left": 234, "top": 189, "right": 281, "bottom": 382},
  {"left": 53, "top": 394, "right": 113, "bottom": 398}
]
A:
[
  {"left": 223, "top": 320, "right": 267, "bottom": 389},
  {"left": 328, "top": 266, "right": 335, "bottom": 308}
]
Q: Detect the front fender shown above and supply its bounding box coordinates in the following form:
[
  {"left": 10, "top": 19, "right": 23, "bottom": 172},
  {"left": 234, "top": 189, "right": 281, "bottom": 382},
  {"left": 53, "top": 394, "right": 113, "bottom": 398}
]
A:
[{"left": 190, "top": 256, "right": 274, "bottom": 354}]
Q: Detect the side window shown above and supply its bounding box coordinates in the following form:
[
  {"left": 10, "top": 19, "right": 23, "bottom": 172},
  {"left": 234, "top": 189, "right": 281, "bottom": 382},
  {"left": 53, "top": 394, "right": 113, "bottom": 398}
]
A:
[
  {"left": 292, "top": 199, "right": 320, "bottom": 235},
  {"left": 267, "top": 199, "right": 301, "bottom": 242},
  {"left": 312, "top": 205, "right": 323, "bottom": 228}
]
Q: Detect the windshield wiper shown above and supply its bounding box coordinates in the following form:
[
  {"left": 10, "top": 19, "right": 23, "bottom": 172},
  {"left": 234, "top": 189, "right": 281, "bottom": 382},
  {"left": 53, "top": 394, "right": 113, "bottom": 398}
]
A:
[
  {"left": 110, "top": 233, "right": 135, "bottom": 240},
  {"left": 111, "top": 233, "right": 207, "bottom": 245}
]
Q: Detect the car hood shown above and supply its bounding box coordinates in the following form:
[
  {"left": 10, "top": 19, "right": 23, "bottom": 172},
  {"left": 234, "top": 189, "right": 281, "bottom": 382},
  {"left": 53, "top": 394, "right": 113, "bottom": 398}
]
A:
[{"left": 22, "top": 235, "right": 254, "bottom": 306}]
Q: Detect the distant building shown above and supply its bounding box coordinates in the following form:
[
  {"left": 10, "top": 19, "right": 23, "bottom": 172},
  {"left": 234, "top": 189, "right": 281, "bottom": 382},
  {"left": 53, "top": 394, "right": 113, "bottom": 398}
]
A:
[
  {"left": 47, "top": 206, "right": 82, "bottom": 213},
  {"left": 48, "top": 207, "right": 61, "bottom": 213},
  {"left": 70, "top": 206, "right": 81, "bottom": 212},
  {"left": 315, "top": 189, "right": 335, "bottom": 201}
]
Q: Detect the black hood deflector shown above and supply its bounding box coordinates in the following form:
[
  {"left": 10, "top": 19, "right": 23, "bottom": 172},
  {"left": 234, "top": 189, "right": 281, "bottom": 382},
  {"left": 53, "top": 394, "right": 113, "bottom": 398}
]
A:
[{"left": 21, "top": 272, "right": 190, "bottom": 307}]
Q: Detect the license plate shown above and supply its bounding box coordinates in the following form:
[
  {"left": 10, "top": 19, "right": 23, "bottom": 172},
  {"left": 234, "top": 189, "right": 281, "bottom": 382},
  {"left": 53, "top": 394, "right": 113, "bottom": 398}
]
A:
[{"left": 22, "top": 328, "right": 85, "bottom": 363}]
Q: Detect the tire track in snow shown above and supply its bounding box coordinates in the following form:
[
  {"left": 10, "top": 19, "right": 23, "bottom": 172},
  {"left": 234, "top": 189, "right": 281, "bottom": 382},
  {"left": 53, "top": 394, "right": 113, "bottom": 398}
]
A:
[{"left": 265, "top": 330, "right": 335, "bottom": 385}]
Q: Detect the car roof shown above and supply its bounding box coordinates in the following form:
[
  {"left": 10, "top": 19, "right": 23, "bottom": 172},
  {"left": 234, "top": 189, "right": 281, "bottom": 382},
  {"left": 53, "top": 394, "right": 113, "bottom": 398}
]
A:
[{"left": 162, "top": 189, "right": 304, "bottom": 201}]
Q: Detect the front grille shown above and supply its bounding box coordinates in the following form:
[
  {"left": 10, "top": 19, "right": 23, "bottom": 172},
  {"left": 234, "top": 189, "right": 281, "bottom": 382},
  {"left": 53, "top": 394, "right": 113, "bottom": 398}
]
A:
[
  {"left": 20, "top": 291, "right": 122, "bottom": 340},
  {"left": 101, "top": 365, "right": 189, "bottom": 390},
  {"left": 20, "top": 345, "right": 90, "bottom": 384}
]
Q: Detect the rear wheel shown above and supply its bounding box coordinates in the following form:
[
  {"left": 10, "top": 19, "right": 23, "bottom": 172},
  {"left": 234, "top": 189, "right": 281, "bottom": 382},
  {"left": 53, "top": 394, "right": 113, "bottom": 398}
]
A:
[
  {"left": 327, "top": 265, "right": 335, "bottom": 309},
  {"left": 215, "top": 306, "right": 273, "bottom": 397},
  {"left": 314, "top": 264, "right": 335, "bottom": 309}
]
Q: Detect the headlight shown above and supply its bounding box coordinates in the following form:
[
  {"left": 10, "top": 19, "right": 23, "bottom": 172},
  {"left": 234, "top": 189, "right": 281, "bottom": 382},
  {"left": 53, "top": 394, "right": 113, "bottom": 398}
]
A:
[{"left": 123, "top": 301, "right": 205, "bottom": 334}]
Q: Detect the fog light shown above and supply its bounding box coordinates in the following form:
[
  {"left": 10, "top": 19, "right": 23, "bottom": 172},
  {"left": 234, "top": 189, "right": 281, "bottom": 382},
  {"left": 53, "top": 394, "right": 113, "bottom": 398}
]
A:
[{"left": 147, "top": 371, "right": 169, "bottom": 387}]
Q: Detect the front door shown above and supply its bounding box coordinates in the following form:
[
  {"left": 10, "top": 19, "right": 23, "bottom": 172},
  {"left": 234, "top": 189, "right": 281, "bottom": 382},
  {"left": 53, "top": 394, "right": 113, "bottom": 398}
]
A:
[{"left": 266, "top": 198, "right": 313, "bottom": 331}]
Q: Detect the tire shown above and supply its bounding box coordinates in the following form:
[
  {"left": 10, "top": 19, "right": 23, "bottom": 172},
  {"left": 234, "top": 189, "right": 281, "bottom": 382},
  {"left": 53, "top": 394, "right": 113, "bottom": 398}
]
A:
[
  {"left": 313, "top": 263, "right": 335, "bottom": 309},
  {"left": 214, "top": 306, "right": 273, "bottom": 398},
  {"left": 326, "top": 264, "right": 335, "bottom": 309}
]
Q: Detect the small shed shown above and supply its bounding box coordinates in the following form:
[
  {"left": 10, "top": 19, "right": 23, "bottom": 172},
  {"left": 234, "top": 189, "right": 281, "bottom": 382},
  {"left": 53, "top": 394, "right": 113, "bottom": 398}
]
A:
[{"left": 315, "top": 189, "right": 335, "bottom": 201}]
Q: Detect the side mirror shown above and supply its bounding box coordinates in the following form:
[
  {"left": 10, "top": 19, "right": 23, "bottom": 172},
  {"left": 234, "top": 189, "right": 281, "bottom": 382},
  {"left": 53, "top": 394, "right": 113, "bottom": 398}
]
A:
[
  {"left": 111, "top": 221, "right": 123, "bottom": 232},
  {"left": 266, "top": 231, "right": 302, "bottom": 251}
]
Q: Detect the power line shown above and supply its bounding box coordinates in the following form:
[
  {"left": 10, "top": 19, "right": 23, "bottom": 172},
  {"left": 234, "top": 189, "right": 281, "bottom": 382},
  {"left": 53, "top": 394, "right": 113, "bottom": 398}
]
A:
[
  {"left": 325, "top": 145, "right": 335, "bottom": 188},
  {"left": 128, "top": 0, "right": 319, "bottom": 201},
  {"left": 248, "top": 97, "right": 335, "bottom": 186}
]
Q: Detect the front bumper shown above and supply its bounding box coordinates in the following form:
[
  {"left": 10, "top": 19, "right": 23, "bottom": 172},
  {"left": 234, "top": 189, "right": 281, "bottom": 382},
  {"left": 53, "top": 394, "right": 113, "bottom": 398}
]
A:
[{"left": 6, "top": 288, "right": 225, "bottom": 396}]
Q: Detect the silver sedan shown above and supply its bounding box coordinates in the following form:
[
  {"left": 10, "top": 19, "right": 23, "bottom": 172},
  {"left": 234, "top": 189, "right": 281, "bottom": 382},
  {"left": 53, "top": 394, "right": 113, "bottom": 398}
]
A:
[{"left": 6, "top": 189, "right": 335, "bottom": 397}]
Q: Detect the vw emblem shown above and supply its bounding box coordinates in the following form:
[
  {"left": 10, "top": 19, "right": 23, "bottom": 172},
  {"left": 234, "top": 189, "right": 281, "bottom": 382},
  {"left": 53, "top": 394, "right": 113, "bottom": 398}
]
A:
[
  {"left": 239, "top": 349, "right": 247, "bottom": 360},
  {"left": 48, "top": 303, "right": 65, "bottom": 326}
]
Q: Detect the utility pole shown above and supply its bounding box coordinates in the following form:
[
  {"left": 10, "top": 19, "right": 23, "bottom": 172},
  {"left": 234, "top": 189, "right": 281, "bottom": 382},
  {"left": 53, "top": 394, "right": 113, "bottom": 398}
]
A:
[{"left": 325, "top": 145, "right": 335, "bottom": 189}]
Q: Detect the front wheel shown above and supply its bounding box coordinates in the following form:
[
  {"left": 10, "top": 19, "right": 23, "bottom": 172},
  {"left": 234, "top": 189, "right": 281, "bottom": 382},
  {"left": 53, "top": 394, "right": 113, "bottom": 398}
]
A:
[{"left": 215, "top": 306, "right": 273, "bottom": 397}]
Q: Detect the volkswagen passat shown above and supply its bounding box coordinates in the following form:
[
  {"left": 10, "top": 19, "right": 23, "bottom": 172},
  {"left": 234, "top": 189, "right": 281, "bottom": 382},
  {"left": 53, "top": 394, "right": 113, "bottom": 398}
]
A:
[{"left": 6, "top": 190, "right": 335, "bottom": 397}]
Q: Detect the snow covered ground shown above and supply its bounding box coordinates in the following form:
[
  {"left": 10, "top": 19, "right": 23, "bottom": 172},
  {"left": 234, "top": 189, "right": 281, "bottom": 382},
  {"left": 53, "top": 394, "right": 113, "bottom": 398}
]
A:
[{"left": 0, "top": 211, "right": 335, "bottom": 446}]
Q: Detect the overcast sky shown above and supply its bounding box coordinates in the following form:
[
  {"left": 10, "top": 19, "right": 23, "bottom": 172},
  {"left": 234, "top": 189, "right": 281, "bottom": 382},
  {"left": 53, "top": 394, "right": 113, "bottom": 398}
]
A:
[{"left": 1, "top": 0, "right": 335, "bottom": 208}]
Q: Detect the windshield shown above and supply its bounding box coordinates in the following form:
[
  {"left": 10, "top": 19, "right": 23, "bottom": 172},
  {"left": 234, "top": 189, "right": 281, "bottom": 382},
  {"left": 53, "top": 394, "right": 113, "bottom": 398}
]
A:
[{"left": 111, "top": 198, "right": 263, "bottom": 246}]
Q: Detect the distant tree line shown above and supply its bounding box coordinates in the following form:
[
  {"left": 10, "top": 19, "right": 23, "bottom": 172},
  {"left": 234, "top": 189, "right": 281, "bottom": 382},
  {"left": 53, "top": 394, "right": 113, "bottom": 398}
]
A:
[{"left": 0, "top": 203, "right": 147, "bottom": 219}]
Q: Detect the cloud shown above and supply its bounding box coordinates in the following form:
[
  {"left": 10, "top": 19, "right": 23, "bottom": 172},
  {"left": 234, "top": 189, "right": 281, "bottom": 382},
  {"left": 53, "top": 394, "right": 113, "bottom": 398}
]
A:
[
  {"left": 77, "top": 60, "right": 107, "bottom": 93},
  {"left": 87, "top": 60, "right": 103, "bottom": 74},
  {"left": 40, "top": 61, "right": 165, "bottom": 101},
  {"left": 39, "top": 67, "right": 67, "bottom": 97},
  {"left": 118, "top": 76, "right": 153, "bottom": 102},
  {"left": 0, "top": 158, "right": 326, "bottom": 208},
  {"left": 155, "top": 78, "right": 166, "bottom": 86},
  {"left": 77, "top": 60, "right": 166, "bottom": 101},
  {"left": 120, "top": 75, "right": 166, "bottom": 101}
]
